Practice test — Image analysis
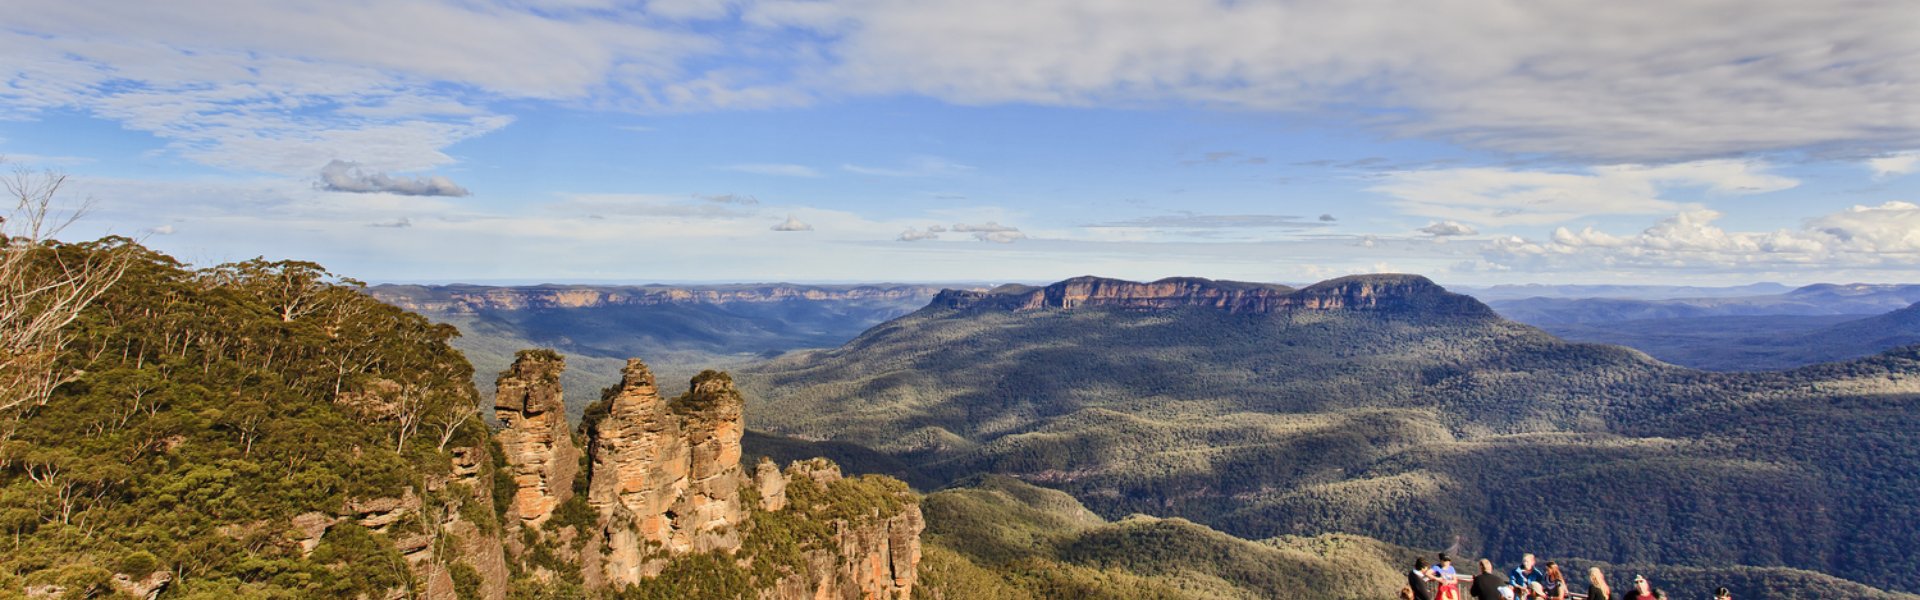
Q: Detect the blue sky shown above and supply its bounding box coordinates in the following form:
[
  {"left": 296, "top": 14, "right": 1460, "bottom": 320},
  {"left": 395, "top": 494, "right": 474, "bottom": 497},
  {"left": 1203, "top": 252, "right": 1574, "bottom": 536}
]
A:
[{"left": 5, "top": 0, "right": 1920, "bottom": 285}]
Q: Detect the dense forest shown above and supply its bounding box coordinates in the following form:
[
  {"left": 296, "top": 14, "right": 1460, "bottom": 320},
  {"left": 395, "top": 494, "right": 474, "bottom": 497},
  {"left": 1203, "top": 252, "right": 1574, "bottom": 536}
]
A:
[
  {"left": 0, "top": 237, "right": 495, "bottom": 598},
  {"left": 742, "top": 276, "right": 1920, "bottom": 596}
]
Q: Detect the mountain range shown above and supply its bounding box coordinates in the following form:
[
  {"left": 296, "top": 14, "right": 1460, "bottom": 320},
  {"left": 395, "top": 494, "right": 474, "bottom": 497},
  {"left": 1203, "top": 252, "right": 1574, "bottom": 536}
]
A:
[
  {"left": 1488, "top": 283, "right": 1920, "bottom": 324},
  {"left": 739, "top": 274, "right": 1920, "bottom": 596}
]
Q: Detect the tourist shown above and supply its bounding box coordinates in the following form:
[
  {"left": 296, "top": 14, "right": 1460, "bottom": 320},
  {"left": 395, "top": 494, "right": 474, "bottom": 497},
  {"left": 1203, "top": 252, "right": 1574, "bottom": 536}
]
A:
[
  {"left": 1470, "top": 559, "right": 1508, "bottom": 600},
  {"left": 1622, "top": 574, "right": 1662, "bottom": 600},
  {"left": 1586, "top": 567, "right": 1612, "bottom": 600},
  {"left": 1409, "top": 557, "right": 1437, "bottom": 600},
  {"left": 1431, "top": 553, "right": 1461, "bottom": 600},
  {"left": 1713, "top": 587, "right": 1732, "bottom": 599},
  {"left": 1541, "top": 562, "right": 1567, "bottom": 600},
  {"left": 1509, "top": 554, "right": 1543, "bottom": 598}
]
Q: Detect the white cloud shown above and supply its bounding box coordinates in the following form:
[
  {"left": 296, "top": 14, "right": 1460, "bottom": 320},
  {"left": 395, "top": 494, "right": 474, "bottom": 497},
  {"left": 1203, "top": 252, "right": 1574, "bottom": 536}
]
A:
[
  {"left": 1868, "top": 152, "right": 1920, "bottom": 178},
  {"left": 1418, "top": 221, "right": 1478, "bottom": 237},
  {"left": 897, "top": 227, "right": 940, "bottom": 241},
  {"left": 1371, "top": 159, "right": 1798, "bottom": 226},
  {"left": 722, "top": 163, "right": 822, "bottom": 177},
  {"left": 10, "top": 1, "right": 1920, "bottom": 175},
  {"left": 319, "top": 160, "right": 471, "bottom": 196},
  {"left": 748, "top": 0, "right": 1920, "bottom": 161},
  {"left": 146, "top": 224, "right": 176, "bottom": 235},
  {"left": 0, "top": 0, "right": 710, "bottom": 174},
  {"left": 771, "top": 214, "right": 813, "bottom": 231},
  {"left": 1487, "top": 201, "right": 1920, "bottom": 271},
  {"left": 950, "top": 221, "right": 1025, "bottom": 243}
]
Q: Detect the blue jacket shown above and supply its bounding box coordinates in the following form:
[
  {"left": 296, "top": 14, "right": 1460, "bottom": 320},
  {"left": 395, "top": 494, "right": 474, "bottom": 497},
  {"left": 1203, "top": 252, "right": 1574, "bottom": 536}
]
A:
[{"left": 1509, "top": 566, "right": 1544, "bottom": 589}]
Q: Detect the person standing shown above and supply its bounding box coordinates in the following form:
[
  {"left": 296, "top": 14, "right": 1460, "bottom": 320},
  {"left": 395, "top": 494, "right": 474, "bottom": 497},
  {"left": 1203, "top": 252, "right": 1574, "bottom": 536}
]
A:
[
  {"left": 1585, "top": 567, "right": 1612, "bottom": 600},
  {"left": 1540, "top": 562, "right": 1567, "bottom": 600},
  {"left": 1509, "top": 554, "right": 1544, "bottom": 598},
  {"left": 1713, "top": 587, "right": 1732, "bottom": 599},
  {"left": 1470, "top": 559, "right": 1508, "bottom": 600},
  {"left": 1409, "top": 557, "right": 1437, "bottom": 600},
  {"left": 1622, "top": 574, "right": 1663, "bottom": 600},
  {"left": 1431, "top": 553, "right": 1461, "bottom": 600}
]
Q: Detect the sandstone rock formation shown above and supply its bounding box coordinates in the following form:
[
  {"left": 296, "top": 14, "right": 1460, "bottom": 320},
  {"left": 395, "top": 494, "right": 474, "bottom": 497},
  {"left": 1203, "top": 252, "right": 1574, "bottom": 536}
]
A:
[
  {"left": 587, "top": 360, "right": 751, "bottom": 584},
  {"left": 753, "top": 457, "right": 788, "bottom": 511},
  {"left": 931, "top": 274, "right": 1494, "bottom": 318},
  {"left": 674, "top": 370, "right": 748, "bottom": 554},
  {"left": 481, "top": 352, "right": 924, "bottom": 598},
  {"left": 493, "top": 349, "right": 580, "bottom": 527}
]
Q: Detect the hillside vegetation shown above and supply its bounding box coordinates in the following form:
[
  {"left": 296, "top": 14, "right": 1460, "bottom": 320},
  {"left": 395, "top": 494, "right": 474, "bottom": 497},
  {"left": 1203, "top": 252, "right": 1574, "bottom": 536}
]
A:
[
  {"left": 743, "top": 275, "right": 1920, "bottom": 595},
  {"left": 0, "top": 239, "right": 497, "bottom": 598}
]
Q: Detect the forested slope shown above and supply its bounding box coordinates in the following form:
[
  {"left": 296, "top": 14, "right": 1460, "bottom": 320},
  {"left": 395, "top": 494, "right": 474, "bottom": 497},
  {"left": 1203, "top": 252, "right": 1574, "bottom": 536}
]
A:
[{"left": 0, "top": 239, "right": 502, "bottom": 598}]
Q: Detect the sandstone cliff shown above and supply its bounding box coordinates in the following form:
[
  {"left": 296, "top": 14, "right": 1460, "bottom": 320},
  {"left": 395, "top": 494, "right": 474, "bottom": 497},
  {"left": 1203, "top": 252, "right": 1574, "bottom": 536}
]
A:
[
  {"left": 493, "top": 349, "right": 581, "bottom": 527},
  {"left": 931, "top": 274, "right": 1494, "bottom": 318}
]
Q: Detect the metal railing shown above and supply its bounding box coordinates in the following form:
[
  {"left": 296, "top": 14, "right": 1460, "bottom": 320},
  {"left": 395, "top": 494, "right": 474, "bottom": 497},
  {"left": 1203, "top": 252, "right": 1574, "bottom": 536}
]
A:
[{"left": 1444, "top": 574, "right": 1590, "bottom": 600}]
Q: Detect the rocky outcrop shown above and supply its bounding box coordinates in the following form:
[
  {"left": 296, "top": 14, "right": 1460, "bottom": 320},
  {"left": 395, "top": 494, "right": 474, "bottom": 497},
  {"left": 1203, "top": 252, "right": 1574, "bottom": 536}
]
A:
[
  {"left": 587, "top": 360, "right": 750, "bottom": 584},
  {"left": 478, "top": 352, "right": 925, "bottom": 598},
  {"left": 494, "top": 349, "right": 580, "bottom": 527},
  {"left": 931, "top": 274, "right": 1495, "bottom": 318},
  {"left": 932, "top": 276, "right": 1295, "bottom": 314},
  {"left": 109, "top": 571, "right": 171, "bottom": 600},
  {"left": 754, "top": 458, "right": 788, "bottom": 511},
  {"left": 762, "top": 460, "right": 923, "bottom": 600},
  {"left": 371, "top": 283, "right": 951, "bottom": 313},
  {"left": 675, "top": 370, "right": 748, "bottom": 554},
  {"left": 295, "top": 442, "right": 509, "bottom": 600}
]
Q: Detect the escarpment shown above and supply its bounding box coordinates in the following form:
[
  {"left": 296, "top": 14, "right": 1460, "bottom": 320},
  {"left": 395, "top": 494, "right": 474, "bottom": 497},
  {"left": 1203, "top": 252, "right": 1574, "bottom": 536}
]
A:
[
  {"left": 490, "top": 353, "right": 925, "bottom": 598},
  {"left": 929, "top": 274, "right": 1493, "bottom": 318}
]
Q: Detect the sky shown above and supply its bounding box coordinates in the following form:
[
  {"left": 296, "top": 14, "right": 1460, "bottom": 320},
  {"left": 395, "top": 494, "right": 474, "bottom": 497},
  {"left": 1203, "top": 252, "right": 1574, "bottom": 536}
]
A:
[{"left": 5, "top": 0, "right": 1920, "bottom": 286}]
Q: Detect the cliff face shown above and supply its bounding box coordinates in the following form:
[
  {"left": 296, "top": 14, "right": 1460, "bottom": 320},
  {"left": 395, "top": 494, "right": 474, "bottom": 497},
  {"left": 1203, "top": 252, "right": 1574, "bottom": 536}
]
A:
[
  {"left": 931, "top": 274, "right": 1494, "bottom": 318},
  {"left": 373, "top": 283, "right": 949, "bottom": 313},
  {"left": 493, "top": 350, "right": 580, "bottom": 527}
]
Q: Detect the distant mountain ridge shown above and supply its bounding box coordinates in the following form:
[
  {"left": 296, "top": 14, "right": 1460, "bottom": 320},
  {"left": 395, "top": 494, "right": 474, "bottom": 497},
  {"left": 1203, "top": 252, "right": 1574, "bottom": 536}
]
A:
[
  {"left": 372, "top": 282, "right": 951, "bottom": 313},
  {"left": 369, "top": 282, "right": 963, "bottom": 414},
  {"left": 932, "top": 274, "right": 1493, "bottom": 317},
  {"left": 1459, "top": 282, "right": 1794, "bottom": 301},
  {"left": 1490, "top": 283, "right": 1920, "bottom": 324}
]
